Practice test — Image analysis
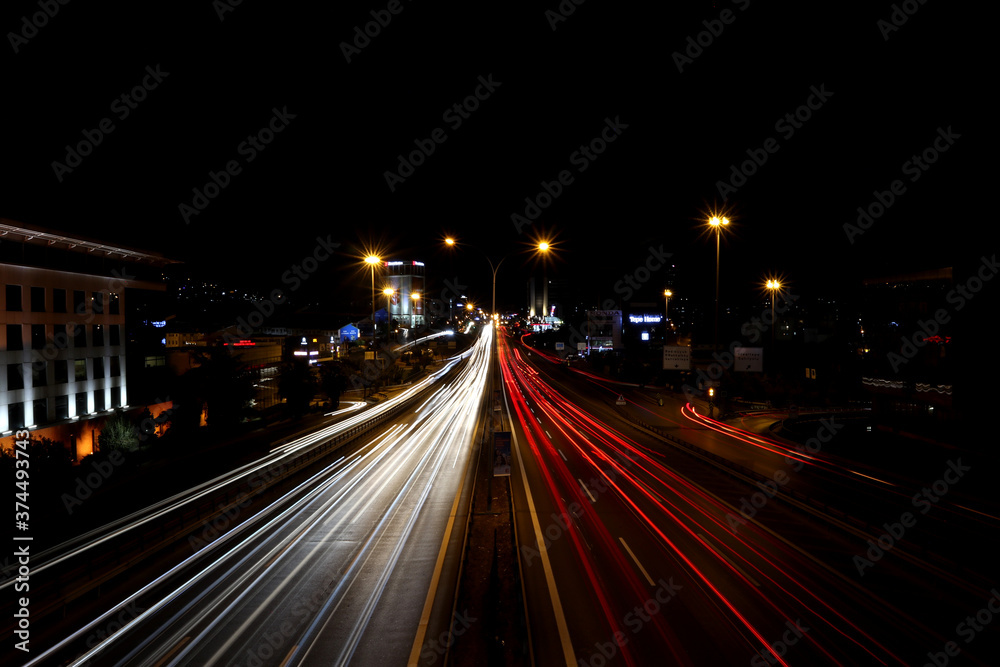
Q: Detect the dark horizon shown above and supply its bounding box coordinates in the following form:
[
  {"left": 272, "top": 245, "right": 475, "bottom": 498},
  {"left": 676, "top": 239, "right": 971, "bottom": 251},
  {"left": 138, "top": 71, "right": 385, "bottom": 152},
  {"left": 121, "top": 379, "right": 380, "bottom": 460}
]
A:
[{"left": 2, "top": 2, "right": 982, "bottom": 315}]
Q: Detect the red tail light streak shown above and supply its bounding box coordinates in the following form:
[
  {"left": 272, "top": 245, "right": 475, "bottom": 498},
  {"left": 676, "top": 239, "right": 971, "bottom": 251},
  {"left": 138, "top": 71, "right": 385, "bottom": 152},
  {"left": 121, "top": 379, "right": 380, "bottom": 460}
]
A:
[{"left": 498, "top": 334, "right": 907, "bottom": 666}]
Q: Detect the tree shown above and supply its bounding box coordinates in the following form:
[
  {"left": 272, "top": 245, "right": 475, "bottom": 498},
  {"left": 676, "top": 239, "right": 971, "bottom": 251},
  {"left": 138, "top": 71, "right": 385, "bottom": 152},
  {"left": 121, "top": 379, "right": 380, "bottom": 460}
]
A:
[
  {"left": 278, "top": 358, "right": 318, "bottom": 418},
  {"left": 320, "top": 362, "right": 349, "bottom": 408},
  {"left": 198, "top": 351, "right": 255, "bottom": 429},
  {"left": 11, "top": 435, "right": 73, "bottom": 469},
  {"left": 134, "top": 406, "right": 159, "bottom": 444},
  {"left": 98, "top": 409, "right": 140, "bottom": 453}
]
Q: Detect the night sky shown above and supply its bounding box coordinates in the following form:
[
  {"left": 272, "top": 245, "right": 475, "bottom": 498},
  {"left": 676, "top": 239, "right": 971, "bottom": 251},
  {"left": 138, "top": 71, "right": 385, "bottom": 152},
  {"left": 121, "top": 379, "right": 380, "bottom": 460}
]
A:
[{"left": 1, "top": 1, "right": 987, "bottom": 312}]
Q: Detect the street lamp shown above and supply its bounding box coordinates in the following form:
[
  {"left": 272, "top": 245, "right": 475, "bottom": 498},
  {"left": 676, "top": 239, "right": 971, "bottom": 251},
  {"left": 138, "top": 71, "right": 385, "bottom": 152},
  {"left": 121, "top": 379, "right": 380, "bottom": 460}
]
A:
[
  {"left": 410, "top": 291, "right": 421, "bottom": 331},
  {"left": 708, "top": 216, "right": 729, "bottom": 354},
  {"left": 664, "top": 289, "right": 672, "bottom": 338},
  {"left": 365, "top": 255, "right": 380, "bottom": 346},
  {"left": 383, "top": 287, "right": 395, "bottom": 343},
  {"left": 765, "top": 279, "right": 781, "bottom": 345},
  {"left": 444, "top": 238, "right": 456, "bottom": 322}
]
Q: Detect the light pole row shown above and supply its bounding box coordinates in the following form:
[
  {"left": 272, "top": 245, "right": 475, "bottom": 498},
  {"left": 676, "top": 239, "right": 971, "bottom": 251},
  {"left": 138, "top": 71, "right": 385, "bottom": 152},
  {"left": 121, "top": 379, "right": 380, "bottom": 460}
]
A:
[
  {"left": 444, "top": 238, "right": 550, "bottom": 324},
  {"left": 705, "top": 215, "right": 786, "bottom": 347},
  {"left": 443, "top": 237, "right": 552, "bottom": 513}
]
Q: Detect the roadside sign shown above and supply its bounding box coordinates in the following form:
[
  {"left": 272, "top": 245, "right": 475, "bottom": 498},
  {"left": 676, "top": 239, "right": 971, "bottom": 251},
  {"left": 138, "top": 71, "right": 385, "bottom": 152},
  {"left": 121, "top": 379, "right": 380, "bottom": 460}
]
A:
[
  {"left": 663, "top": 345, "right": 691, "bottom": 370},
  {"left": 616, "top": 394, "right": 626, "bottom": 406},
  {"left": 734, "top": 347, "right": 763, "bottom": 372}
]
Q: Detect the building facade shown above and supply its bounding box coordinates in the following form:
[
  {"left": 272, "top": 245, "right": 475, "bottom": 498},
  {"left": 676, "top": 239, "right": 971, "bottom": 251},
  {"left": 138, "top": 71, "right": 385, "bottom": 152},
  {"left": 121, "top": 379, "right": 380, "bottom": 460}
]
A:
[
  {"left": 585, "top": 310, "right": 622, "bottom": 352},
  {"left": 857, "top": 267, "right": 954, "bottom": 422},
  {"left": 0, "top": 219, "right": 174, "bottom": 454},
  {"left": 384, "top": 260, "right": 426, "bottom": 329}
]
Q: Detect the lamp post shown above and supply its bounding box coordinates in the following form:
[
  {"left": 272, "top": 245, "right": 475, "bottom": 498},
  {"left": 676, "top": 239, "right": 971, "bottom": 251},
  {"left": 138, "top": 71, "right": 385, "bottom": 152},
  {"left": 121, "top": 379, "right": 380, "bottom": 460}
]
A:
[
  {"left": 708, "top": 216, "right": 729, "bottom": 355},
  {"left": 365, "top": 255, "right": 380, "bottom": 346},
  {"left": 444, "top": 239, "right": 550, "bottom": 327},
  {"left": 383, "top": 287, "right": 395, "bottom": 344},
  {"left": 765, "top": 279, "right": 781, "bottom": 345},
  {"left": 664, "top": 289, "right": 672, "bottom": 340},
  {"left": 445, "top": 238, "right": 456, "bottom": 323},
  {"left": 410, "top": 291, "right": 421, "bottom": 331}
]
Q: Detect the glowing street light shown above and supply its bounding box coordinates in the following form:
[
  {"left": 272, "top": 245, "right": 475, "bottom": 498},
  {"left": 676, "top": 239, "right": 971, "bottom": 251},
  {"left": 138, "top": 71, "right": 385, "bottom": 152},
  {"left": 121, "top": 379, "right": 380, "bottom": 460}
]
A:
[
  {"left": 765, "top": 279, "right": 781, "bottom": 344},
  {"left": 365, "top": 255, "right": 380, "bottom": 345},
  {"left": 410, "top": 291, "right": 421, "bottom": 330},
  {"left": 383, "top": 287, "right": 395, "bottom": 343},
  {"left": 708, "top": 215, "right": 730, "bottom": 354},
  {"left": 444, "top": 238, "right": 552, "bottom": 323}
]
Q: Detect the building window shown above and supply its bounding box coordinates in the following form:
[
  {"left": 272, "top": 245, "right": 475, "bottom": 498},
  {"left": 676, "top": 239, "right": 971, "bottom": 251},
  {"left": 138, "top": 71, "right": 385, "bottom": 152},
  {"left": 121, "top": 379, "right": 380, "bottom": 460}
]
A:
[
  {"left": 6, "top": 324, "right": 23, "bottom": 351},
  {"left": 93, "top": 325, "right": 104, "bottom": 346},
  {"left": 72, "top": 323, "right": 87, "bottom": 348},
  {"left": 53, "top": 288, "right": 67, "bottom": 313},
  {"left": 109, "top": 325, "right": 120, "bottom": 346},
  {"left": 109, "top": 292, "right": 120, "bottom": 315},
  {"left": 33, "top": 398, "right": 47, "bottom": 425},
  {"left": 111, "top": 386, "right": 121, "bottom": 409},
  {"left": 74, "top": 359, "right": 87, "bottom": 381},
  {"left": 76, "top": 392, "right": 88, "bottom": 416},
  {"left": 92, "top": 292, "right": 104, "bottom": 314},
  {"left": 93, "top": 358, "right": 105, "bottom": 379},
  {"left": 55, "top": 395, "right": 69, "bottom": 420},
  {"left": 6, "top": 285, "right": 22, "bottom": 311},
  {"left": 31, "top": 362, "right": 46, "bottom": 387},
  {"left": 31, "top": 324, "right": 46, "bottom": 350},
  {"left": 73, "top": 290, "right": 86, "bottom": 315},
  {"left": 56, "top": 325, "right": 70, "bottom": 349},
  {"left": 94, "top": 391, "right": 105, "bottom": 412},
  {"left": 55, "top": 360, "right": 68, "bottom": 384},
  {"left": 30, "top": 286, "right": 45, "bottom": 312},
  {"left": 8, "top": 403, "right": 24, "bottom": 430},
  {"left": 110, "top": 356, "right": 120, "bottom": 377},
  {"left": 7, "top": 364, "right": 24, "bottom": 390}
]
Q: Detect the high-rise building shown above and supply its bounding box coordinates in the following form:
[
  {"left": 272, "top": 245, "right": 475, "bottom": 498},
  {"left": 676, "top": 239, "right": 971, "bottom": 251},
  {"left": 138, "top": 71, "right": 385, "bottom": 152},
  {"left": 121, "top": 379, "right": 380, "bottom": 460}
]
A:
[
  {"left": 384, "top": 260, "right": 426, "bottom": 329},
  {"left": 526, "top": 274, "right": 548, "bottom": 320}
]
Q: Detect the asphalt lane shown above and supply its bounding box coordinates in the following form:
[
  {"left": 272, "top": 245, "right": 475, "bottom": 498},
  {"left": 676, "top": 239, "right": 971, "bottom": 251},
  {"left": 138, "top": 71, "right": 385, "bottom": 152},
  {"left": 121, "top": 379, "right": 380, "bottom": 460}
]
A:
[
  {"left": 56, "top": 329, "right": 493, "bottom": 667},
  {"left": 501, "top": 334, "right": 997, "bottom": 665}
]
